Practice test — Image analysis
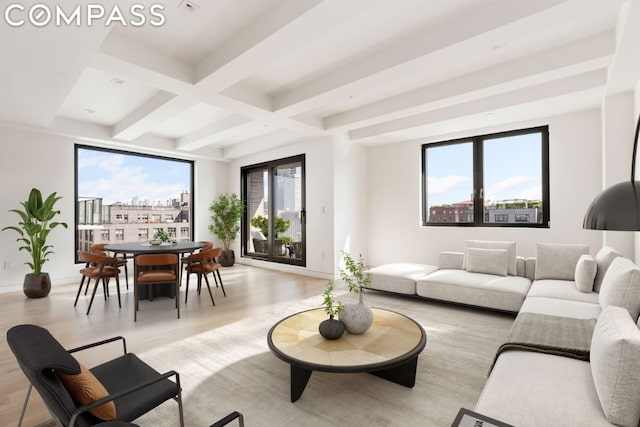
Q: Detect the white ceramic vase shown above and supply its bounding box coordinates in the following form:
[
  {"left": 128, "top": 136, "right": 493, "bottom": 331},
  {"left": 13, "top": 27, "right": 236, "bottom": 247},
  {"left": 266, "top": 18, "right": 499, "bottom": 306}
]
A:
[{"left": 339, "top": 291, "right": 373, "bottom": 334}]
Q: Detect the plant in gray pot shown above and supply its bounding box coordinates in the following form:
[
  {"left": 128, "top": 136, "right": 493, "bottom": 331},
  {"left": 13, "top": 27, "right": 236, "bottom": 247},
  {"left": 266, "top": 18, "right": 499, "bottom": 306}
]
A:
[
  {"left": 2, "top": 188, "right": 68, "bottom": 298},
  {"left": 338, "top": 251, "right": 373, "bottom": 334},
  {"left": 209, "top": 192, "right": 243, "bottom": 267},
  {"left": 319, "top": 280, "right": 345, "bottom": 340}
]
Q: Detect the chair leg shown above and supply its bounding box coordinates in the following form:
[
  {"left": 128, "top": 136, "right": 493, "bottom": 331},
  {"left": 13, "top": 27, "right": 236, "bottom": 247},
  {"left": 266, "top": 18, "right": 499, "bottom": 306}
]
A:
[
  {"left": 176, "top": 280, "right": 180, "bottom": 319},
  {"left": 74, "top": 276, "right": 86, "bottom": 307},
  {"left": 123, "top": 262, "right": 129, "bottom": 290},
  {"left": 184, "top": 272, "right": 191, "bottom": 304},
  {"left": 176, "top": 389, "right": 185, "bottom": 427},
  {"left": 216, "top": 270, "right": 226, "bottom": 297},
  {"left": 17, "top": 384, "right": 33, "bottom": 427},
  {"left": 87, "top": 279, "right": 100, "bottom": 315},
  {"left": 202, "top": 272, "right": 215, "bottom": 306},
  {"left": 115, "top": 274, "right": 121, "bottom": 308}
]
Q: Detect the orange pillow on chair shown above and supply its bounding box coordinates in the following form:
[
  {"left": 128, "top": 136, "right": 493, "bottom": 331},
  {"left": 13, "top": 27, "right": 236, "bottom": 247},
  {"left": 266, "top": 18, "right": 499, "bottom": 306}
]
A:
[{"left": 57, "top": 362, "right": 117, "bottom": 420}]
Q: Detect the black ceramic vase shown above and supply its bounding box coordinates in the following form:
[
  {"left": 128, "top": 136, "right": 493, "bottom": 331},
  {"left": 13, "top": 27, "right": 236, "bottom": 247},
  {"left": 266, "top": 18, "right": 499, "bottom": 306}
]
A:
[
  {"left": 23, "top": 272, "right": 51, "bottom": 298},
  {"left": 219, "top": 249, "right": 235, "bottom": 267},
  {"left": 319, "top": 315, "right": 345, "bottom": 340}
]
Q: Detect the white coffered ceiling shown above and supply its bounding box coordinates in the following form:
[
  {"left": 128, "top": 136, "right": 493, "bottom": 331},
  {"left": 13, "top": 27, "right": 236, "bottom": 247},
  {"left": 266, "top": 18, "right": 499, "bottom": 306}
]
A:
[{"left": 0, "top": 0, "right": 639, "bottom": 161}]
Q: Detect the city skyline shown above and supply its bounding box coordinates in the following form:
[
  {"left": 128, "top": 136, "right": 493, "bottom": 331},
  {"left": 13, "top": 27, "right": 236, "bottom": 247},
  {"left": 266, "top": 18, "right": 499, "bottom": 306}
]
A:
[{"left": 77, "top": 148, "right": 191, "bottom": 205}]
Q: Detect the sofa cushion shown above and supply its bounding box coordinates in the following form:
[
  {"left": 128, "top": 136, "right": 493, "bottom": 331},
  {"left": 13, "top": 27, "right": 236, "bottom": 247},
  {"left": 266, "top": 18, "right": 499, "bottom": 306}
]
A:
[
  {"left": 463, "top": 240, "right": 517, "bottom": 276},
  {"left": 466, "top": 248, "right": 507, "bottom": 276},
  {"left": 416, "top": 270, "right": 530, "bottom": 312},
  {"left": 475, "top": 351, "right": 613, "bottom": 427},
  {"left": 367, "top": 263, "right": 438, "bottom": 295},
  {"left": 535, "top": 243, "right": 589, "bottom": 281},
  {"left": 599, "top": 257, "right": 640, "bottom": 320},
  {"left": 520, "top": 296, "right": 601, "bottom": 319},
  {"left": 594, "top": 246, "right": 623, "bottom": 292},
  {"left": 575, "top": 254, "right": 597, "bottom": 293},
  {"left": 438, "top": 251, "right": 463, "bottom": 270},
  {"left": 527, "top": 280, "right": 599, "bottom": 304},
  {"left": 591, "top": 306, "right": 640, "bottom": 427}
]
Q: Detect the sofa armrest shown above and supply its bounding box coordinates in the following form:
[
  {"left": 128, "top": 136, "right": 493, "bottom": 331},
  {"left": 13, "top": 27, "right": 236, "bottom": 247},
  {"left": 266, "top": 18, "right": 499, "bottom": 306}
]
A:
[
  {"left": 439, "top": 251, "right": 463, "bottom": 270},
  {"left": 516, "top": 256, "right": 526, "bottom": 278},
  {"left": 525, "top": 257, "right": 536, "bottom": 281}
]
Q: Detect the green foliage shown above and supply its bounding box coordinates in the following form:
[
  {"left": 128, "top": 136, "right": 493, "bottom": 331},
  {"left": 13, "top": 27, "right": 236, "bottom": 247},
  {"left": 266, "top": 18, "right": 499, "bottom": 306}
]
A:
[
  {"left": 209, "top": 193, "right": 244, "bottom": 250},
  {"left": 250, "top": 215, "right": 290, "bottom": 237},
  {"left": 2, "top": 188, "right": 68, "bottom": 275},
  {"left": 339, "top": 251, "right": 371, "bottom": 294},
  {"left": 153, "top": 228, "right": 173, "bottom": 243},
  {"left": 322, "top": 280, "right": 344, "bottom": 317},
  {"left": 279, "top": 236, "right": 292, "bottom": 245}
]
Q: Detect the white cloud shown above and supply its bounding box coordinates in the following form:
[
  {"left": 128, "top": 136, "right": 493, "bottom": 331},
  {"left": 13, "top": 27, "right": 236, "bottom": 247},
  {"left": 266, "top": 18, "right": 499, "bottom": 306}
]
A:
[
  {"left": 517, "top": 185, "right": 542, "bottom": 200},
  {"left": 427, "top": 175, "right": 467, "bottom": 194}
]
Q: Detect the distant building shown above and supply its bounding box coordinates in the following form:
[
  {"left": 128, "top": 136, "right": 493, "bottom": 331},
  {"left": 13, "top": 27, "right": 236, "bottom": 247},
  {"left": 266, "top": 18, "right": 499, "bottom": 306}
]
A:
[
  {"left": 77, "top": 192, "right": 191, "bottom": 252},
  {"left": 428, "top": 199, "right": 542, "bottom": 224}
]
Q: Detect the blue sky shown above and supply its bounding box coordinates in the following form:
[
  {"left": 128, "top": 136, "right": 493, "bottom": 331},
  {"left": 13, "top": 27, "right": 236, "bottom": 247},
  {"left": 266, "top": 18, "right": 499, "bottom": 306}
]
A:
[
  {"left": 77, "top": 148, "right": 191, "bottom": 205},
  {"left": 426, "top": 133, "right": 542, "bottom": 207}
]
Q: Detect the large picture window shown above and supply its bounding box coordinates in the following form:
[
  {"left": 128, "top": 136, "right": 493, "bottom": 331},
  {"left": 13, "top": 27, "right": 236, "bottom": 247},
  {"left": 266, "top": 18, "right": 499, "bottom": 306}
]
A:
[
  {"left": 422, "top": 126, "right": 549, "bottom": 227},
  {"left": 241, "top": 155, "right": 305, "bottom": 266},
  {"left": 75, "top": 145, "right": 194, "bottom": 259}
]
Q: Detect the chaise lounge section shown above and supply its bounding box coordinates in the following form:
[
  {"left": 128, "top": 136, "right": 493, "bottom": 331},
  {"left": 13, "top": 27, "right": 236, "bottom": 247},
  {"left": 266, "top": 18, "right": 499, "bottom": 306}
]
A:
[{"left": 369, "top": 241, "right": 640, "bottom": 426}]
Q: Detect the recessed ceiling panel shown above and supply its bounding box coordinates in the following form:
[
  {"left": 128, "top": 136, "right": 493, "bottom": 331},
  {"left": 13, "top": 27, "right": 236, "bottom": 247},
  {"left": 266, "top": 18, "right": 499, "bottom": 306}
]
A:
[
  {"left": 57, "top": 67, "right": 159, "bottom": 126},
  {"left": 151, "top": 103, "right": 229, "bottom": 138}
]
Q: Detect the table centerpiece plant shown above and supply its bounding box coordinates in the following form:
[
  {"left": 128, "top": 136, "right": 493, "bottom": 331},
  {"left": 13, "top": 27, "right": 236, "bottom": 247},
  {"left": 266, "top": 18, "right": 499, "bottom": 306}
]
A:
[
  {"left": 2, "top": 188, "right": 68, "bottom": 298},
  {"left": 319, "top": 280, "right": 345, "bottom": 340},
  {"left": 338, "top": 251, "right": 373, "bottom": 334}
]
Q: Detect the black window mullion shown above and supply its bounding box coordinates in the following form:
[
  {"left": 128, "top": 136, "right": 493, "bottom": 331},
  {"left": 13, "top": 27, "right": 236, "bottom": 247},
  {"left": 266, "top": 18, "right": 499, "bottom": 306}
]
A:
[{"left": 473, "top": 139, "right": 484, "bottom": 225}]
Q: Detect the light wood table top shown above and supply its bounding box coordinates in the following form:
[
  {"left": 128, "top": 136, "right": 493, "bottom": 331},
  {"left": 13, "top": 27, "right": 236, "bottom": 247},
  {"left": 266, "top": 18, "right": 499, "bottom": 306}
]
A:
[{"left": 268, "top": 307, "right": 426, "bottom": 371}]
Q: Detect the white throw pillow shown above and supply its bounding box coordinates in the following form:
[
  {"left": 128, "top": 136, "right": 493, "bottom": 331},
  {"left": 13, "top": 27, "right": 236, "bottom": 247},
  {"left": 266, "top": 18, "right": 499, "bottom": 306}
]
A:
[
  {"left": 463, "top": 240, "right": 516, "bottom": 276},
  {"left": 599, "top": 257, "right": 640, "bottom": 320},
  {"left": 465, "top": 248, "right": 508, "bottom": 276},
  {"left": 534, "top": 243, "right": 589, "bottom": 281},
  {"left": 575, "top": 254, "right": 597, "bottom": 293},
  {"left": 594, "top": 246, "right": 623, "bottom": 293},
  {"left": 250, "top": 230, "right": 266, "bottom": 241},
  {"left": 591, "top": 306, "right": 640, "bottom": 427}
]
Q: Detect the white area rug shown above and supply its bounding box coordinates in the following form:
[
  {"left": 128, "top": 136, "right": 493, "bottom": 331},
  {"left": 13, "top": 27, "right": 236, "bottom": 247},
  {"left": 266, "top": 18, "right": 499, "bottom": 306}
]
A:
[{"left": 135, "top": 291, "right": 513, "bottom": 427}]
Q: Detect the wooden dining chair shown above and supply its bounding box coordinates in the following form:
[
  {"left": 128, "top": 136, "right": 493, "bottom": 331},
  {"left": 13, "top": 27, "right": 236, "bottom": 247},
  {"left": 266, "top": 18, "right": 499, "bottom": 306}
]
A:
[
  {"left": 134, "top": 253, "right": 180, "bottom": 322},
  {"left": 92, "top": 243, "right": 130, "bottom": 289},
  {"left": 183, "top": 247, "right": 226, "bottom": 305},
  {"left": 179, "top": 240, "right": 213, "bottom": 284},
  {"left": 75, "top": 251, "right": 121, "bottom": 315}
]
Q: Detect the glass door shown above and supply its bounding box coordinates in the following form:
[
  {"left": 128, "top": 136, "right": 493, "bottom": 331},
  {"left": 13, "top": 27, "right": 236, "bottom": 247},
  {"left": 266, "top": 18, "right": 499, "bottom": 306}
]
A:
[{"left": 242, "top": 155, "right": 305, "bottom": 266}]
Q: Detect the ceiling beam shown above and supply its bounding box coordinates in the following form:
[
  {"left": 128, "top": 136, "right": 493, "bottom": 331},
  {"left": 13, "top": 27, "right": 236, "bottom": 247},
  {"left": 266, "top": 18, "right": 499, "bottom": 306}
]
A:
[
  {"left": 176, "top": 114, "right": 252, "bottom": 151},
  {"left": 325, "top": 31, "right": 615, "bottom": 130},
  {"left": 348, "top": 69, "right": 608, "bottom": 141},
  {"left": 270, "top": 0, "right": 568, "bottom": 116}
]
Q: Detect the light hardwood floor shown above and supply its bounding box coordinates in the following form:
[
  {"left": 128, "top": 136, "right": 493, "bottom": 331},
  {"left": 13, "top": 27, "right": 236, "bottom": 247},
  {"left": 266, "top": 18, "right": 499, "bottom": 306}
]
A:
[{"left": 0, "top": 264, "right": 327, "bottom": 427}]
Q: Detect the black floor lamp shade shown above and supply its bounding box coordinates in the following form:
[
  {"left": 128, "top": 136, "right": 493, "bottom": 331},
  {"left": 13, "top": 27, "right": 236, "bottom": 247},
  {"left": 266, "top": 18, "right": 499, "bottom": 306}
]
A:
[{"left": 583, "top": 113, "right": 640, "bottom": 231}]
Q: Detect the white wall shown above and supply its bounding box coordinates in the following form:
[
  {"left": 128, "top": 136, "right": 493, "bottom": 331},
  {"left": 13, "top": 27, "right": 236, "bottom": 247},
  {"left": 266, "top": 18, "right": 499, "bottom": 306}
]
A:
[
  {"left": 601, "top": 93, "right": 636, "bottom": 256},
  {"left": 333, "top": 136, "right": 368, "bottom": 273},
  {"left": 228, "top": 138, "right": 337, "bottom": 278},
  {"left": 366, "top": 109, "right": 604, "bottom": 267},
  {"left": 0, "top": 125, "right": 229, "bottom": 292}
]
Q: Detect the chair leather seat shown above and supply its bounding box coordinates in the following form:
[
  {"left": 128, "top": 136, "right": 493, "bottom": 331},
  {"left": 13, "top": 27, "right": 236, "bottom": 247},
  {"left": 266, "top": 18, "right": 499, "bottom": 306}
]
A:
[
  {"left": 80, "top": 266, "right": 118, "bottom": 278},
  {"left": 137, "top": 270, "right": 176, "bottom": 283},
  {"left": 91, "top": 353, "right": 179, "bottom": 422}
]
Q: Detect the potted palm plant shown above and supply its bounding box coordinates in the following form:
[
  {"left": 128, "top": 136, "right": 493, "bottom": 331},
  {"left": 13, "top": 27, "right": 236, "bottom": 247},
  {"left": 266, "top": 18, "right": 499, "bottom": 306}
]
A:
[
  {"left": 2, "top": 188, "right": 68, "bottom": 298},
  {"left": 208, "top": 192, "right": 244, "bottom": 266}
]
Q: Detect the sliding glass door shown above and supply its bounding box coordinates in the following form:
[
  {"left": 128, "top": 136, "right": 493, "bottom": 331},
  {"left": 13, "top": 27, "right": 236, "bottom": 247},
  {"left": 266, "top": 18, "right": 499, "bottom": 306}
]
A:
[{"left": 242, "top": 155, "right": 305, "bottom": 266}]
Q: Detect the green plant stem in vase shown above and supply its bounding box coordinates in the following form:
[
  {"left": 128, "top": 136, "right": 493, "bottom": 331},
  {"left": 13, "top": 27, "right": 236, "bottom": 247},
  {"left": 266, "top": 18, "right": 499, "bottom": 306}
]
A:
[
  {"left": 319, "top": 281, "right": 345, "bottom": 340},
  {"left": 338, "top": 251, "right": 373, "bottom": 334}
]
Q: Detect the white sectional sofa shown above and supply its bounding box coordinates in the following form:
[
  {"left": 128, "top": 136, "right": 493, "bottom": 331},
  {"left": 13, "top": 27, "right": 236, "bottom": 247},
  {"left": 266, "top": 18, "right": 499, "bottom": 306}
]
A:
[{"left": 368, "top": 242, "right": 640, "bottom": 427}]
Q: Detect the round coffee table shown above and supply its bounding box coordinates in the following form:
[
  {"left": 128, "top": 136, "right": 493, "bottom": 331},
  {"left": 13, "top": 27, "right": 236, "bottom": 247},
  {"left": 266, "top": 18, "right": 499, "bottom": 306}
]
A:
[{"left": 267, "top": 307, "right": 427, "bottom": 402}]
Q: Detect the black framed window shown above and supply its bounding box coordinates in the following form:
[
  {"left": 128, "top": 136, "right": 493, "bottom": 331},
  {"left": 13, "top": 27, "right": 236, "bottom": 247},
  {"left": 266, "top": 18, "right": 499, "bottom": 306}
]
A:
[
  {"left": 75, "top": 145, "right": 194, "bottom": 259},
  {"left": 422, "top": 126, "right": 549, "bottom": 227},
  {"left": 241, "top": 154, "right": 306, "bottom": 266}
]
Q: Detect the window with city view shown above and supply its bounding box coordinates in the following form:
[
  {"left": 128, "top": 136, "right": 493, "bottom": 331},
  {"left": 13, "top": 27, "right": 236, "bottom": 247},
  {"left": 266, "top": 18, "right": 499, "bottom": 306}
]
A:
[
  {"left": 75, "top": 145, "right": 194, "bottom": 258},
  {"left": 422, "top": 126, "right": 549, "bottom": 227},
  {"left": 241, "top": 154, "right": 305, "bottom": 267}
]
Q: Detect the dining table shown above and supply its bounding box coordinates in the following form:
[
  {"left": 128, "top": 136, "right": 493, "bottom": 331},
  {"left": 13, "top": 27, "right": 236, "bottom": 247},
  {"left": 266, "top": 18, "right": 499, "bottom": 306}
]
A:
[{"left": 104, "top": 241, "right": 206, "bottom": 300}]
